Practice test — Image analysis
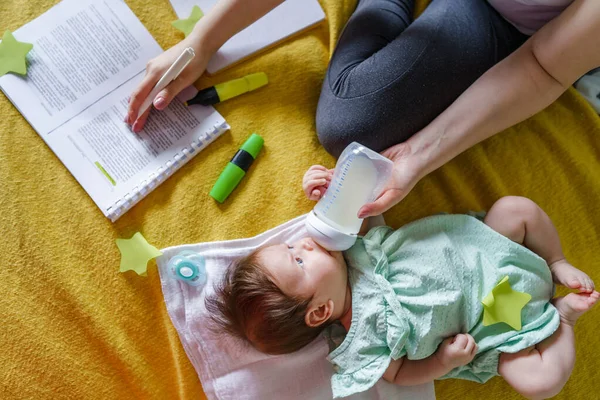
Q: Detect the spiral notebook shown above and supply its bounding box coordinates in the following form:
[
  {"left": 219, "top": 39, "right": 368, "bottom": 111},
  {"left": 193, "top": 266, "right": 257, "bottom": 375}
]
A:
[{"left": 0, "top": 0, "right": 229, "bottom": 222}]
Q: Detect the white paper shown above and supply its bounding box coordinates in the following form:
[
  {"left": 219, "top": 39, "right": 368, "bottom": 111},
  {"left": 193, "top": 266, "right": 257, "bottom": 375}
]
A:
[
  {"left": 170, "top": 0, "right": 326, "bottom": 74},
  {"left": 0, "top": 0, "right": 228, "bottom": 221},
  {"left": 48, "top": 74, "right": 227, "bottom": 217},
  {"left": 0, "top": 0, "right": 161, "bottom": 134}
]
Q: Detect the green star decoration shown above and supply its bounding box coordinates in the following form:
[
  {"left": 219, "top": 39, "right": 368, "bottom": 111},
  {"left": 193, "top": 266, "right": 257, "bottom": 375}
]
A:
[
  {"left": 482, "top": 276, "right": 532, "bottom": 330},
  {"left": 116, "top": 232, "right": 162, "bottom": 276},
  {"left": 171, "top": 5, "right": 204, "bottom": 37},
  {"left": 0, "top": 31, "right": 33, "bottom": 77}
]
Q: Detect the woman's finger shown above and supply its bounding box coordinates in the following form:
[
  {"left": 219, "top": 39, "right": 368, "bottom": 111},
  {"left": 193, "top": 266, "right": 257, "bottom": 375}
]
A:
[
  {"left": 153, "top": 71, "right": 195, "bottom": 111},
  {"left": 127, "top": 67, "right": 161, "bottom": 125},
  {"left": 357, "top": 189, "right": 403, "bottom": 218},
  {"left": 132, "top": 107, "right": 151, "bottom": 133}
]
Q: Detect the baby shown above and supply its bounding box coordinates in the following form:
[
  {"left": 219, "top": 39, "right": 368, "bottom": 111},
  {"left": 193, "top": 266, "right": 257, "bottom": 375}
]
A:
[{"left": 206, "top": 165, "right": 598, "bottom": 399}]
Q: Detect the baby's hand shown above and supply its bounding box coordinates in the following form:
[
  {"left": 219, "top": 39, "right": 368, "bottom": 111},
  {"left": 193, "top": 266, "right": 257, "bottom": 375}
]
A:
[
  {"left": 435, "top": 333, "right": 478, "bottom": 369},
  {"left": 303, "top": 165, "right": 334, "bottom": 201}
]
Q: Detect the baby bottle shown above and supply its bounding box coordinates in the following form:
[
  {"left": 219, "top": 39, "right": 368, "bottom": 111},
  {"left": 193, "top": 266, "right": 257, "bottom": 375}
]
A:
[
  {"left": 167, "top": 250, "right": 207, "bottom": 287},
  {"left": 305, "top": 142, "right": 393, "bottom": 251}
]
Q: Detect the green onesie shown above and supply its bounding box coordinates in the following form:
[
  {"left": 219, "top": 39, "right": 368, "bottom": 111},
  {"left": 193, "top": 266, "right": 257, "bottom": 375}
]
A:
[{"left": 328, "top": 214, "right": 560, "bottom": 398}]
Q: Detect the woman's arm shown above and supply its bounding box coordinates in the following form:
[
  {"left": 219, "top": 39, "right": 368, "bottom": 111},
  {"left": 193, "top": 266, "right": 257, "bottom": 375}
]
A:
[
  {"left": 409, "top": 0, "right": 600, "bottom": 178},
  {"left": 191, "top": 0, "right": 285, "bottom": 58},
  {"left": 127, "top": 0, "right": 284, "bottom": 131},
  {"left": 359, "top": 0, "right": 600, "bottom": 218}
]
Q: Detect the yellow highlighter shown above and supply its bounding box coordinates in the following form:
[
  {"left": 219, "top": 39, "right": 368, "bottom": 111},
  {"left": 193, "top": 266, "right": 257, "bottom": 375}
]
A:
[{"left": 185, "top": 72, "right": 268, "bottom": 106}]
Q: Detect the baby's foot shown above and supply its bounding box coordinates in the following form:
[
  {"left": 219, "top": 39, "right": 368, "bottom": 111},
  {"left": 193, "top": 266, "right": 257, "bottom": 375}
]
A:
[
  {"left": 552, "top": 291, "right": 600, "bottom": 327},
  {"left": 549, "top": 259, "right": 595, "bottom": 292}
]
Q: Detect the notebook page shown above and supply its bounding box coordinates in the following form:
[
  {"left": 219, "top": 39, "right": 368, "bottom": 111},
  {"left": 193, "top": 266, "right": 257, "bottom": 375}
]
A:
[
  {"left": 170, "top": 0, "right": 326, "bottom": 74},
  {"left": 0, "top": 0, "right": 229, "bottom": 221},
  {"left": 0, "top": 0, "right": 161, "bottom": 135},
  {"left": 49, "top": 75, "right": 227, "bottom": 218}
]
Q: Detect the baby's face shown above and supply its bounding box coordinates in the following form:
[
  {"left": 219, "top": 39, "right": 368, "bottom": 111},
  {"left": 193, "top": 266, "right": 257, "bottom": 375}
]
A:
[{"left": 259, "top": 238, "right": 348, "bottom": 306}]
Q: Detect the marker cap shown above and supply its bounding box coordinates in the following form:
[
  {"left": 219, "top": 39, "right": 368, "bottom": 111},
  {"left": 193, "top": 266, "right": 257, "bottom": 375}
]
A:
[
  {"left": 216, "top": 72, "right": 269, "bottom": 102},
  {"left": 244, "top": 72, "right": 269, "bottom": 92},
  {"left": 240, "top": 133, "right": 264, "bottom": 158},
  {"left": 185, "top": 86, "right": 218, "bottom": 106}
]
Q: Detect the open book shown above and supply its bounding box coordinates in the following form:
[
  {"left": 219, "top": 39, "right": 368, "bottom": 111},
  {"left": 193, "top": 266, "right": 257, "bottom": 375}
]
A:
[
  {"left": 0, "top": 0, "right": 229, "bottom": 222},
  {"left": 170, "top": 0, "right": 326, "bottom": 74}
]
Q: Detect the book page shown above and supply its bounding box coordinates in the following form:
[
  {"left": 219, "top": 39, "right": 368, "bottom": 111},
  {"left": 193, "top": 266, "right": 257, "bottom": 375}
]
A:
[
  {"left": 170, "top": 0, "right": 325, "bottom": 74},
  {"left": 0, "top": 0, "right": 229, "bottom": 220},
  {"left": 50, "top": 75, "right": 227, "bottom": 216},
  {"left": 0, "top": 0, "right": 162, "bottom": 135}
]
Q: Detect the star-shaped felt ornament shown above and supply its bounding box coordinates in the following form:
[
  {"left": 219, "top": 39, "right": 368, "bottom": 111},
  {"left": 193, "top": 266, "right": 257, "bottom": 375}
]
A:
[
  {"left": 116, "top": 232, "right": 162, "bottom": 276},
  {"left": 171, "top": 5, "right": 204, "bottom": 37},
  {"left": 0, "top": 31, "right": 33, "bottom": 77},
  {"left": 482, "top": 276, "right": 532, "bottom": 330}
]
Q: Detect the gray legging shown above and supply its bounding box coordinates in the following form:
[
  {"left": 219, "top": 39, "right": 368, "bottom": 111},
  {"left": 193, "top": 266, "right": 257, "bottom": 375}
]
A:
[{"left": 316, "top": 0, "right": 529, "bottom": 156}]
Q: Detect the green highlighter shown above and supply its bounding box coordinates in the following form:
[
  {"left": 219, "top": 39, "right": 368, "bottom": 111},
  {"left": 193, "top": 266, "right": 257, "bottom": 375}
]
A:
[{"left": 210, "top": 133, "right": 264, "bottom": 203}]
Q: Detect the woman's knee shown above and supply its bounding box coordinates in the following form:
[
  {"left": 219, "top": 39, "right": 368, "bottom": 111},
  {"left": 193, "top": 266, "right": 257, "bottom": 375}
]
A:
[
  {"left": 315, "top": 93, "right": 414, "bottom": 157},
  {"left": 315, "top": 106, "right": 354, "bottom": 157}
]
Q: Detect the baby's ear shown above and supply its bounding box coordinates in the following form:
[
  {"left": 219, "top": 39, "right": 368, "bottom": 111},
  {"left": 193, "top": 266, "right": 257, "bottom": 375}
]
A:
[{"left": 305, "top": 300, "right": 334, "bottom": 327}]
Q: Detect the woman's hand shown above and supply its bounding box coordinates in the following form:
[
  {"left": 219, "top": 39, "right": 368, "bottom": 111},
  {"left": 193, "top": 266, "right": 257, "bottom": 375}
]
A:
[
  {"left": 358, "top": 0, "right": 600, "bottom": 220},
  {"left": 126, "top": 39, "right": 211, "bottom": 132},
  {"left": 125, "top": 0, "right": 286, "bottom": 133},
  {"left": 358, "top": 143, "right": 423, "bottom": 218},
  {"left": 302, "top": 165, "right": 334, "bottom": 201}
]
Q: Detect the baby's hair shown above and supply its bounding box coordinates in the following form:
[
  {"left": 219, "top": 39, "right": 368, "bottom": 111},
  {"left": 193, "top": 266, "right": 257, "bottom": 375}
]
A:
[{"left": 205, "top": 248, "right": 327, "bottom": 354}]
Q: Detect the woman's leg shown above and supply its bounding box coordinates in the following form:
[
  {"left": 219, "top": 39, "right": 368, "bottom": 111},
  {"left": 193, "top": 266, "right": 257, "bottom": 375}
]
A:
[
  {"left": 484, "top": 196, "right": 599, "bottom": 399},
  {"left": 316, "top": 0, "right": 529, "bottom": 156}
]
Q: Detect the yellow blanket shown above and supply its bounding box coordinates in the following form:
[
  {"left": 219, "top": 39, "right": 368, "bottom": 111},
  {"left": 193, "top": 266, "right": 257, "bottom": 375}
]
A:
[{"left": 1, "top": 0, "right": 598, "bottom": 399}]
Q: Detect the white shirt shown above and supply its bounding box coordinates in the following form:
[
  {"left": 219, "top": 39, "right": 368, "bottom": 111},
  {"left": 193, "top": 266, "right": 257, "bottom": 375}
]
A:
[{"left": 488, "top": 0, "right": 573, "bottom": 35}]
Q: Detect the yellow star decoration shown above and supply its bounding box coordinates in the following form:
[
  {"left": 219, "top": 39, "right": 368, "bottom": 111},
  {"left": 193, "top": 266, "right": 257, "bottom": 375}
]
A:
[
  {"left": 0, "top": 31, "right": 33, "bottom": 77},
  {"left": 116, "top": 232, "right": 162, "bottom": 276},
  {"left": 482, "top": 276, "right": 532, "bottom": 330},
  {"left": 171, "top": 5, "right": 204, "bottom": 37}
]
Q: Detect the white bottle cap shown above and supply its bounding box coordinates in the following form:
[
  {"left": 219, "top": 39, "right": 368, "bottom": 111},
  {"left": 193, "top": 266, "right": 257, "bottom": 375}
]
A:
[{"left": 305, "top": 212, "right": 357, "bottom": 251}]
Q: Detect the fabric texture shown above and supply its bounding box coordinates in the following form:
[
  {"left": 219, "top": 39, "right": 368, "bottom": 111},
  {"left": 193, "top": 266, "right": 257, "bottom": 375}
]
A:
[
  {"left": 488, "top": 0, "right": 573, "bottom": 35},
  {"left": 575, "top": 68, "right": 600, "bottom": 114},
  {"left": 155, "top": 214, "right": 435, "bottom": 400},
  {"left": 1, "top": 0, "right": 600, "bottom": 399},
  {"left": 329, "top": 215, "right": 560, "bottom": 398},
  {"left": 316, "top": 0, "right": 528, "bottom": 156}
]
